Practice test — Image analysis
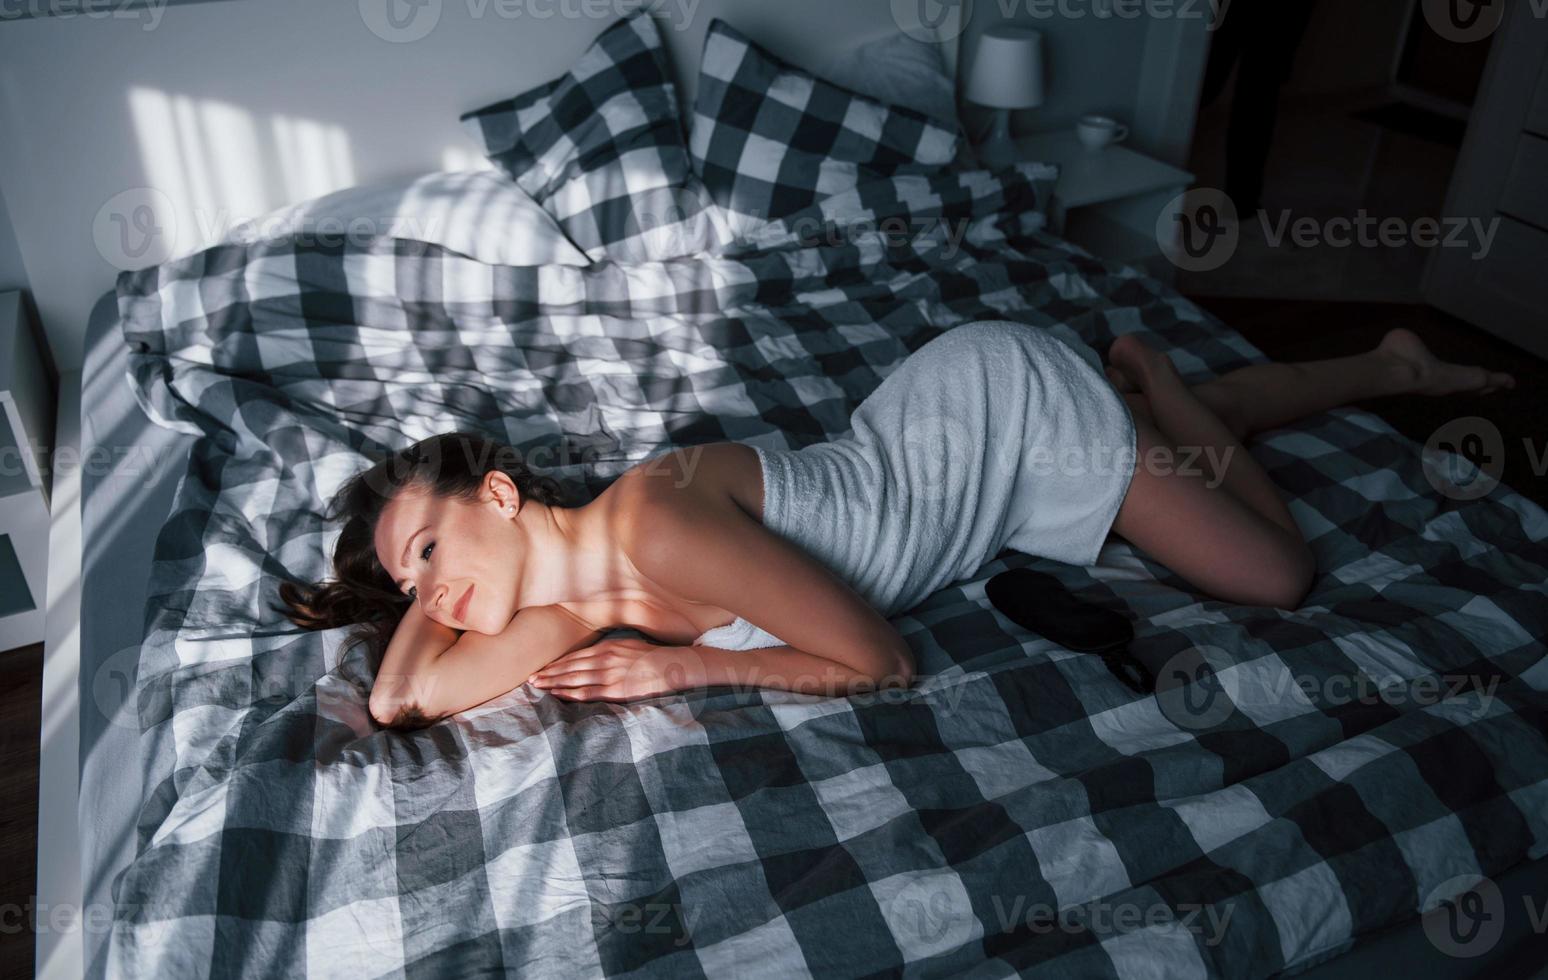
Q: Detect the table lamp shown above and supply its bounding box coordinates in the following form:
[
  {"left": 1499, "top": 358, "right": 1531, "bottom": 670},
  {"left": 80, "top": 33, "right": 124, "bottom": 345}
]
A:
[{"left": 965, "top": 25, "right": 1046, "bottom": 170}]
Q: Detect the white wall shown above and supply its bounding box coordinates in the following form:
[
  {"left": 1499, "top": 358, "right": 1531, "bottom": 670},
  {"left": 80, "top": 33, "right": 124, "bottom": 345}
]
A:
[
  {"left": 0, "top": 0, "right": 928, "bottom": 373},
  {"left": 0, "top": 186, "right": 28, "bottom": 297}
]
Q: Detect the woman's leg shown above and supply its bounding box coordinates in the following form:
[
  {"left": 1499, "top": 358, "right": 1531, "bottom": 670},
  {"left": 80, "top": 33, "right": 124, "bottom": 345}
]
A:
[
  {"left": 1101, "top": 327, "right": 1516, "bottom": 608},
  {"left": 1109, "top": 408, "right": 1314, "bottom": 609},
  {"left": 1109, "top": 333, "right": 1301, "bottom": 538},
  {"left": 1110, "top": 327, "right": 1518, "bottom": 442}
]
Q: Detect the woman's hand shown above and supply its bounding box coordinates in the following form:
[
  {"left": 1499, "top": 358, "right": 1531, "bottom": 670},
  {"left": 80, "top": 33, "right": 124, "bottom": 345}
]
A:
[{"left": 527, "top": 637, "right": 703, "bottom": 702}]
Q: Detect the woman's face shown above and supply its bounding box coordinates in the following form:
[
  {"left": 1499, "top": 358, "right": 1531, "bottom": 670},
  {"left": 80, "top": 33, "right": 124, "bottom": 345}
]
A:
[{"left": 373, "top": 477, "right": 522, "bottom": 635}]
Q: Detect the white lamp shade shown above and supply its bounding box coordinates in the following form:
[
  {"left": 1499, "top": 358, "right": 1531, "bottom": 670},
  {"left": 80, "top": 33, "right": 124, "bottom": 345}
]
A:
[{"left": 965, "top": 25, "right": 1046, "bottom": 110}]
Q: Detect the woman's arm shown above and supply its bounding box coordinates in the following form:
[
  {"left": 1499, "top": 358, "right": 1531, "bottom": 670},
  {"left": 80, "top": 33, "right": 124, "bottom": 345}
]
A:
[
  {"left": 369, "top": 603, "right": 605, "bottom": 726},
  {"left": 369, "top": 602, "right": 460, "bottom": 724},
  {"left": 531, "top": 639, "right": 912, "bottom": 701}
]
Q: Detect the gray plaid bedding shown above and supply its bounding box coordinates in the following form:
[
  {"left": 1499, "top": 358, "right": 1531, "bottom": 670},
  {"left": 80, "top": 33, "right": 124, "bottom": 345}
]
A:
[
  {"left": 460, "top": 12, "right": 729, "bottom": 263},
  {"left": 109, "top": 160, "right": 1548, "bottom": 977},
  {"left": 691, "top": 18, "right": 961, "bottom": 239}
]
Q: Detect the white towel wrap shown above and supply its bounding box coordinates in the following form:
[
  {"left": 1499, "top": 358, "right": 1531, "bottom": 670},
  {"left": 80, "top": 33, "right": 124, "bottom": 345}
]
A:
[{"left": 693, "top": 320, "right": 1138, "bottom": 651}]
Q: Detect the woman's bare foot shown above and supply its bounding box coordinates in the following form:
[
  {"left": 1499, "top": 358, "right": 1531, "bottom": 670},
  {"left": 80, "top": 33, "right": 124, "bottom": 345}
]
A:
[{"left": 1376, "top": 327, "right": 1517, "bottom": 397}]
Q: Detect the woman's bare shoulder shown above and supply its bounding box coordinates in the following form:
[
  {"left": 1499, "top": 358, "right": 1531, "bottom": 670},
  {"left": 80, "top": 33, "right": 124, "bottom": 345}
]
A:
[{"left": 617, "top": 442, "right": 765, "bottom": 525}]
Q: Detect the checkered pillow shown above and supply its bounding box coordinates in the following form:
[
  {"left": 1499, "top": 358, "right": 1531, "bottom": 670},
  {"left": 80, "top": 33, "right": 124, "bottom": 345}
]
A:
[
  {"left": 690, "top": 18, "right": 962, "bottom": 238},
  {"left": 460, "top": 11, "right": 727, "bottom": 261}
]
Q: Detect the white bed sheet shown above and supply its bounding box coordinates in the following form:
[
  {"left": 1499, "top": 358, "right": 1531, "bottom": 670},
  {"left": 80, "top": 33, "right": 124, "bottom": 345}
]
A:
[{"left": 77, "top": 288, "right": 194, "bottom": 980}]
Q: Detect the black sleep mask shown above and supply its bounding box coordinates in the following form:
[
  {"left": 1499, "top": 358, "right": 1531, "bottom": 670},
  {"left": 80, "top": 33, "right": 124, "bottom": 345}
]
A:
[{"left": 985, "top": 568, "right": 1152, "bottom": 694}]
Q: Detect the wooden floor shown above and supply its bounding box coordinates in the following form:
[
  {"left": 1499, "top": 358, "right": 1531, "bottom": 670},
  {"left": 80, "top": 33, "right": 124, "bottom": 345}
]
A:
[
  {"left": 0, "top": 643, "right": 41, "bottom": 980},
  {"left": 0, "top": 301, "right": 1539, "bottom": 980}
]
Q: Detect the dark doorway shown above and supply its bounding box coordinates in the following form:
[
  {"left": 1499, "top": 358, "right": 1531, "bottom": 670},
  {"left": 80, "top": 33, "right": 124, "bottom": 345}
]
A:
[{"left": 1181, "top": 0, "right": 1497, "bottom": 303}]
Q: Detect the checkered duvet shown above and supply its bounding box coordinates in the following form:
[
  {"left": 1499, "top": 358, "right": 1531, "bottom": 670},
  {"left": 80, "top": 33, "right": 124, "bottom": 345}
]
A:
[{"left": 110, "top": 161, "right": 1548, "bottom": 978}]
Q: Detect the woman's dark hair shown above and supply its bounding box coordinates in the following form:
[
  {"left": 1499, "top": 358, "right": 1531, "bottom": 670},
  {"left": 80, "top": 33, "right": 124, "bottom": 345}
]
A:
[{"left": 279, "top": 432, "right": 570, "bottom": 727}]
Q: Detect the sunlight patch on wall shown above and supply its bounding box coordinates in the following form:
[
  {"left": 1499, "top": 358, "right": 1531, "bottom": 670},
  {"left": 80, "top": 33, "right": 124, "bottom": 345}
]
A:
[
  {"left": 272, "top": 113, "right": 357, "bottom": 201},
  {"left": 126, "top": 86, "right": 357, "bottom": 263},
  {"left": 441, "top": 145, "right": 495, "bottom": 173}
]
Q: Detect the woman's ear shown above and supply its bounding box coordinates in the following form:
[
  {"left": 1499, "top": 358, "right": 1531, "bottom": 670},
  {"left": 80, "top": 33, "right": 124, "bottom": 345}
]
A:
[{"left": 484, "top": 471, "right": 522, "bottom": 517}]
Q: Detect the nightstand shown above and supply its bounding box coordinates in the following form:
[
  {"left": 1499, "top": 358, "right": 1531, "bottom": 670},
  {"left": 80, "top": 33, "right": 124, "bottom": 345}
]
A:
[
  {"left": 0, "top": 291, "right": 55, "bottom": 651},
  {"left": 1016, "top": 131, "right": 1195, "bottom": 281}
]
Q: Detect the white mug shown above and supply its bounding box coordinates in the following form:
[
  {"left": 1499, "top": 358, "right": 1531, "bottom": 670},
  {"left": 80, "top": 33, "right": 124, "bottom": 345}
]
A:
[{"left": 1076, "top": 114, "right": 1129, "bottom": 151}]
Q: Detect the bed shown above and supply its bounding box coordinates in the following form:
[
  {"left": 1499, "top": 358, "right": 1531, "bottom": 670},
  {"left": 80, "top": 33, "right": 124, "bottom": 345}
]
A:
[
  {"left": 63, "top": 6, "right": 1548, "bottom": 980},
  {"left": 77, "top": 275, "right": 1548, "bottom": 978}
]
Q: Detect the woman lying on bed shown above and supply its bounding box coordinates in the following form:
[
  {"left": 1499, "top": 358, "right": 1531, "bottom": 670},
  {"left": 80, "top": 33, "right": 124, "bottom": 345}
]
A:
[{"left": 282, "top": 326, "right": 1514, "bottom": 731}]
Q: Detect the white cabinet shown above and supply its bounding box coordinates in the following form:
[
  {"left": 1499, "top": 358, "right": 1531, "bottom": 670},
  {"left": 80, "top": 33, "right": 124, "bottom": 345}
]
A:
[
  {"left": 1016, "top": 131, "right": 1195, "bottom": 282},
  {"left": 1424, "top": 6, "right": 1548, "bottom": 353},
  {"left": 0, "top": 290, "right": 55, "bottom": 651}
]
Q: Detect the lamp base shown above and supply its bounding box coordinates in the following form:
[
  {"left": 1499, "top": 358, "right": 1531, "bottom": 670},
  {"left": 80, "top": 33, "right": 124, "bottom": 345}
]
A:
[{"left": 977, "top": 109, "right": 1017, "bottom": 171}]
